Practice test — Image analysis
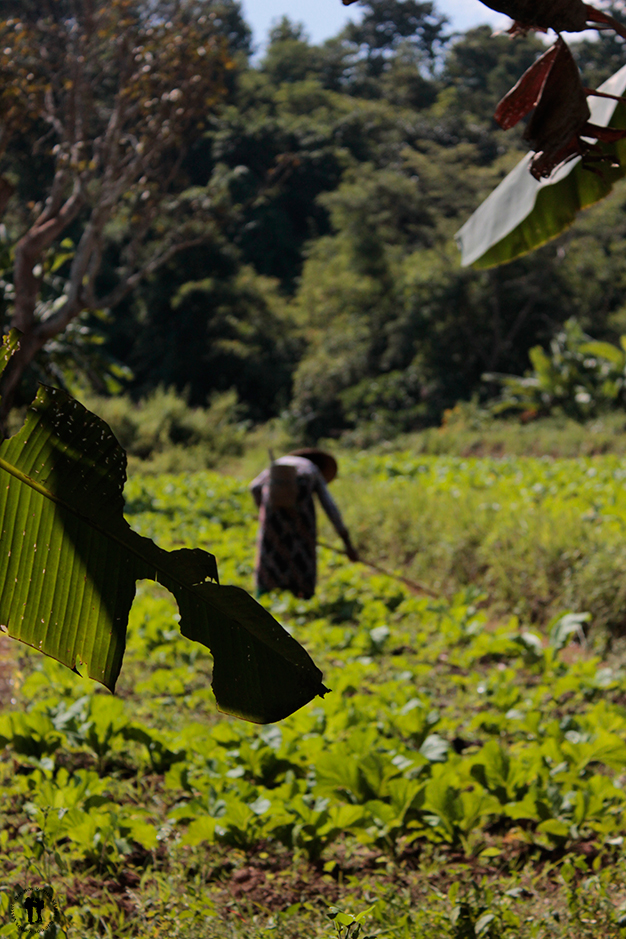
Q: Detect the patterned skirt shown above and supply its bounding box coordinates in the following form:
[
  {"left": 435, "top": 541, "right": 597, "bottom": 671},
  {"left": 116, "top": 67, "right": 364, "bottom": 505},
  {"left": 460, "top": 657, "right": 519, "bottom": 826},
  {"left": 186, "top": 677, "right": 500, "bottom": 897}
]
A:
[{"left": 255, "top": 486, "right": 317, "bottom": 599}]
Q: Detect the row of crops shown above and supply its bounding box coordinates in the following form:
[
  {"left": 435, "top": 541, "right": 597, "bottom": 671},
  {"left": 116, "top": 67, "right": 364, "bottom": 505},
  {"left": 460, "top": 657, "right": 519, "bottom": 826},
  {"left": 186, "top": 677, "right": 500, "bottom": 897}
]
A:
[{"left": 2, "top": 458, "right": 626, "bottom": 936}]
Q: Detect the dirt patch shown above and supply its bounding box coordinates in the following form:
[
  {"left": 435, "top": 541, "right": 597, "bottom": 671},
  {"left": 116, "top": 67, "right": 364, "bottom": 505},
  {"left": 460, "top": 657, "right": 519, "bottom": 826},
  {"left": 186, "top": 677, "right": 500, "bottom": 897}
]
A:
[{"left": 225, "top": 864, "right": 339, "bottom": 910}]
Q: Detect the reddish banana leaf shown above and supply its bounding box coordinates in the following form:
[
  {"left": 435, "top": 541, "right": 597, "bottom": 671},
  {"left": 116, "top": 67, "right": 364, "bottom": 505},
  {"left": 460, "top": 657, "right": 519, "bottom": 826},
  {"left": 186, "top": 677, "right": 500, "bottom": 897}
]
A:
[
  {"left": 499, "top": 39, "right": 588, "bottom": 150},
  {"left": 342, "top": 0, "right": 626, "bottom": 32},
  {"left": 480, "top": 0, "right": 626, "bottom": 36},
  {"left": 496, "top": 37, "right": 626, "bottom": 180},
  {"left": 494, "top": 37, "right": 626, "bottom": 180},
  {"left": 495, "top": 42, "right": 561, "bottom": 130}
]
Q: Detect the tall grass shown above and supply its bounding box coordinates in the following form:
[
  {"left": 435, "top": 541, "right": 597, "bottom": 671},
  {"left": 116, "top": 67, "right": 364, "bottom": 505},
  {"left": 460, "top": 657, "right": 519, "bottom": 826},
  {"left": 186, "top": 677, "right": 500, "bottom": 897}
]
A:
[
  {"left": 327, "top": 453, "right": 626, "bottom": 638},
  {"left": 395, "top": 410, "right": 626, "bottom": 459}
]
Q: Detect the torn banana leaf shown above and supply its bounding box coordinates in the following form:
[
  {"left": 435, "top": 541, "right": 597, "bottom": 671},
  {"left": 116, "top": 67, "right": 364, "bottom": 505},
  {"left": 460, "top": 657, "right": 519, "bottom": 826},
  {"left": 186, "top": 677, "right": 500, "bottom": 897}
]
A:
[{"left": 0, "top": 332, "right": 327, "bottom": 723}]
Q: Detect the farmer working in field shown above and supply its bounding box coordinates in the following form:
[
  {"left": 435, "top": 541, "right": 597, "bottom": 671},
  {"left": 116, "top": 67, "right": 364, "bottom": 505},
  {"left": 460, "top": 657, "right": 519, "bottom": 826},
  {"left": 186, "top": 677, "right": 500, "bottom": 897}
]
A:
[{"left": 250, "top": 449, "right": 358, "bottom": 599}]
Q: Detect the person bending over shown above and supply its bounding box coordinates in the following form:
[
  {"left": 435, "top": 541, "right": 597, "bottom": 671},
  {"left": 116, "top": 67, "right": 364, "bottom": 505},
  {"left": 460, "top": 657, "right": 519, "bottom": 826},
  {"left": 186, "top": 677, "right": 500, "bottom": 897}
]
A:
[{"left": 250, "top": 448, "right": 358, "bottom": 599}]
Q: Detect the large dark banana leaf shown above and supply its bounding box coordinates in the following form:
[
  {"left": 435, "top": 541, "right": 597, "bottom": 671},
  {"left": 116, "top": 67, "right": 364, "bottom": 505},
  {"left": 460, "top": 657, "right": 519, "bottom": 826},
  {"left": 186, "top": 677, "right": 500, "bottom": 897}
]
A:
[
  {"left": 0, "top": 332, "right": 327, "bottom": 723},
  {"left": 456, "top": 65, "right": 626, "bottom": 269}
]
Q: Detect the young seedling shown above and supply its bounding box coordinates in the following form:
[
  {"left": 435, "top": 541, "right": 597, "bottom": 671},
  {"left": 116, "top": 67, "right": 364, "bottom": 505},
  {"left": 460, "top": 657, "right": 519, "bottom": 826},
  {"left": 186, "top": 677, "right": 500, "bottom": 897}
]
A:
[{"left": 327, "top": 904, "right": 378, "bottom": 939}]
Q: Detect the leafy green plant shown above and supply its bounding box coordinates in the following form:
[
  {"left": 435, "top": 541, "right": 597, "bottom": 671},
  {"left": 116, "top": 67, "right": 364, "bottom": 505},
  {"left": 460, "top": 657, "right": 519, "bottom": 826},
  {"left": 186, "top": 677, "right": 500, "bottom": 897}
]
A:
[
  {"left": 5, "top": 456, "right": 626, "bottom": 935},
  {"left": 446, "top": 881, "right": 501, "bottom": 939},
  {"left": 82, "top": 386, "right": 247, "bottom": 473},
  {"left": 327, "top": 904, "right": 378, "bottom": 939},
  {"left": 485, "top": 319, "right": 626, "bottom": 420}
]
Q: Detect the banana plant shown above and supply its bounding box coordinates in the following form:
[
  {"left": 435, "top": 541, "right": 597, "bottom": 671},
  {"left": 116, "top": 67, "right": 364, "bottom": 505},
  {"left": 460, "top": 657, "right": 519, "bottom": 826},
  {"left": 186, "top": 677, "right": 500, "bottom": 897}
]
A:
[
  {"left": 0, "top": 330, "right": 328, "bottom": 724},
  {"left": 484, "top": 319, "right": 626, "bottom": 418}
]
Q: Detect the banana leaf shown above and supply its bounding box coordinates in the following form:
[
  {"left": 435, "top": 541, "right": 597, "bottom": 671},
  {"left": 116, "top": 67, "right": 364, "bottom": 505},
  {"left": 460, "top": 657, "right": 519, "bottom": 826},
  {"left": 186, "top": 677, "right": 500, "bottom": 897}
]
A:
[
  {"left": 0, "top": 332, "right": 327, "bottom": 723},
  {"left": 455, "top": 64, "right": 626, "bottom": 269}
]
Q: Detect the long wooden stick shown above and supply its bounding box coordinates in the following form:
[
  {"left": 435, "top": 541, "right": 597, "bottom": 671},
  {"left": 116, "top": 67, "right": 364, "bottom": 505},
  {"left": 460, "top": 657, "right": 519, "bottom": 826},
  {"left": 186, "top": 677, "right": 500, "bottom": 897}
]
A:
[{"left": 317, "top": 540, "right": 440, "bottom": 598}]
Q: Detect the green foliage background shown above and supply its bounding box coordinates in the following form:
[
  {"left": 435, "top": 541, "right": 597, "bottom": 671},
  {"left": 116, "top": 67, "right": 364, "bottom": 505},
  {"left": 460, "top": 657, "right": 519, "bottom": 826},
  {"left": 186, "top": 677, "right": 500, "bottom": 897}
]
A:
[{"left": 8, "top": 0, "right": 626, "bottom": 443}]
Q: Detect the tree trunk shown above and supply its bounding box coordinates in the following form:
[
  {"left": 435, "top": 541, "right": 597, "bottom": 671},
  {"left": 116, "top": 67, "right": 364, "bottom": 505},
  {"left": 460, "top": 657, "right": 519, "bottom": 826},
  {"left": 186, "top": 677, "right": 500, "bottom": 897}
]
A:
[
  {"left": 0, "top": 328, "right": 46, "bottom": 433},
  {"left": 0, "top": 180, "right": 84, "bottom": 435}
]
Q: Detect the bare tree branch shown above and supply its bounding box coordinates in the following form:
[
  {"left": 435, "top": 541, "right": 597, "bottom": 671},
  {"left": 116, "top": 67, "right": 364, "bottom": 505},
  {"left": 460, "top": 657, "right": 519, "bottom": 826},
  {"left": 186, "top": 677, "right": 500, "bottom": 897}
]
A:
[
  {"left": 95, "top": 236, "right": 211, "bottom": 311},
  {"left": 13, "top": 179, "right": 84, "bottom": 333}
]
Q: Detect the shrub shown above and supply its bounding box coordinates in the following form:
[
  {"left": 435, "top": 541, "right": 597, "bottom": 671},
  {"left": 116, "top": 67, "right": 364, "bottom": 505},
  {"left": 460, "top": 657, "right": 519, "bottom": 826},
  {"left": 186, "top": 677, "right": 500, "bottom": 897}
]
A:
[
  {"left": 485, "top": 318, "right": 626, "bottom": 420},
  {"left": 81, "top": 386, "right": 247, "bottom": 472}
]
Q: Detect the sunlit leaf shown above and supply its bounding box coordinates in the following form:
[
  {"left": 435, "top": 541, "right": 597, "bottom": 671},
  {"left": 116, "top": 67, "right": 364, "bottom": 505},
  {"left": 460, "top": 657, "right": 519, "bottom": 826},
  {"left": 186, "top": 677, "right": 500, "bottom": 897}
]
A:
[
  {"left": 419, "top": 734, "right": 449, "bottom": 762},
  {"left": 0, "top": 331, "right": 327, "bottom": 723},
  {"left": 579, "top": 341, "right": 626, "bottom": 367},
  {"left": 475, "top": 912, "right": 496, "bottom": 935}
]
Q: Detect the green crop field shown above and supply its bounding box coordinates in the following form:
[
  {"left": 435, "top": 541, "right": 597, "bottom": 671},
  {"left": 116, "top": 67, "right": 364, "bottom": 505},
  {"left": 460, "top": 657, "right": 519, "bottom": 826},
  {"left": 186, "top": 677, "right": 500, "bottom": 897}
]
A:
[{"left": 3, "top": 456, "right": 626, "bottom": 937}]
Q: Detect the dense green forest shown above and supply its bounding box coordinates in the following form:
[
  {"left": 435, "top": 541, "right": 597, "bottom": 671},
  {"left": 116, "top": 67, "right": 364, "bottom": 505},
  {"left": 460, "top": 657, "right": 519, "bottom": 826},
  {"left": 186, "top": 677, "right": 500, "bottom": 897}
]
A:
[{"left": 4, "top": 0, "right": 626, "bottom": 445}]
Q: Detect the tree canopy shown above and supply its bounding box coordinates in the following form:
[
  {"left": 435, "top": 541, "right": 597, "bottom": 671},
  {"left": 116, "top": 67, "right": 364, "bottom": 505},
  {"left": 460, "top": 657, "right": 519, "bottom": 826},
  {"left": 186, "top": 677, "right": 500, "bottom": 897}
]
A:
[
  {"left": 0, "top": 0, "right": 239, "bottom": 426},
  {"left": 3, "top": 0, "right": 626, "bottom": 441}
]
